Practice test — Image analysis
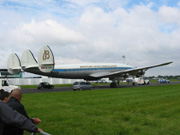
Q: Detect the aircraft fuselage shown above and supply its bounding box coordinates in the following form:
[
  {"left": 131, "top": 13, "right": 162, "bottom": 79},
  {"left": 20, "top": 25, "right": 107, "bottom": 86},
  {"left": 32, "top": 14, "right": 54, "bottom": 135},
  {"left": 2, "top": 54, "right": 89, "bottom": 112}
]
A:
[{"left": 24, "top": 63, "right": 133, "bottom": 80}]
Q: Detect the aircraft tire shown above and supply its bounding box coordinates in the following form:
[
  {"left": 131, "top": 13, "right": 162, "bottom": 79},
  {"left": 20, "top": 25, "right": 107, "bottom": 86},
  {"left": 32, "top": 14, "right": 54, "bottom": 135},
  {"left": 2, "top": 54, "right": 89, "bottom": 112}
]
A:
[{"left": 110, "top": 83, "right": 117, "bottom": 88}]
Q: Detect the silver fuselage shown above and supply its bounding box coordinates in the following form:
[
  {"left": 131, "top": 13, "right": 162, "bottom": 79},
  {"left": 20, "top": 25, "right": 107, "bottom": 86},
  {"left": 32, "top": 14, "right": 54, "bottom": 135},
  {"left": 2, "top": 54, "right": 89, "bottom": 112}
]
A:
[{"left": 24, "top": 63, "right": 133, "bottom": 80}]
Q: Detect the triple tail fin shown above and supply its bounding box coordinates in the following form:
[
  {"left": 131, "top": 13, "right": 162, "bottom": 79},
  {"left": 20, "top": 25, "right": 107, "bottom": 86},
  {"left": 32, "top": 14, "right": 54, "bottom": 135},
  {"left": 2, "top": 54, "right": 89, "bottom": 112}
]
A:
[
  {"left": 7, "top": 53, "right": 21, "bottom": 74},
  {"left": 7, "top": 45, "right": 55, "bottom": 74},
  {"left": 38, "top": 45, "right": 55, "bottom": 73},
  {"left": 21, "top": 50, "right": 38, "bottom": 69}
]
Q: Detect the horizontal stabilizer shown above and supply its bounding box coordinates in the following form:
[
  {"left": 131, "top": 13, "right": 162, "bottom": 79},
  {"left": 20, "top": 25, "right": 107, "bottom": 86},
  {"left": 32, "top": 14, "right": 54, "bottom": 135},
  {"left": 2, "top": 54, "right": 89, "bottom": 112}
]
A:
[
  {"left": 7, "top": 53, "right": 21, "bottom": 74},
  {"left": 21, "top": 50, "right": 38, "bottom": 69},
  {"left": 38, "top": 45, "right": 55, "bottom": 73}
]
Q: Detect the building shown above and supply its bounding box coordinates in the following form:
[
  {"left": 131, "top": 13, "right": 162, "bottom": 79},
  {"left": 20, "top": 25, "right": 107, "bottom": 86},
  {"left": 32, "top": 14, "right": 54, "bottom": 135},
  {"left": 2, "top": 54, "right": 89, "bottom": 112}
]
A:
[{"left": 0, "top": 69, "right": 22, "bottom": 78}]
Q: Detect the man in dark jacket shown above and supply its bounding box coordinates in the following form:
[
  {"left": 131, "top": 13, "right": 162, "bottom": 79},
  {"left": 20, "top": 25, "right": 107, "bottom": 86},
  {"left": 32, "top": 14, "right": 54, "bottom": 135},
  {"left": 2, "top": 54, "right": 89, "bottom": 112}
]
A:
[
  {"left": 0, "top": 89, "right": 10, "bottom": 103},
  {"left": 0, "top": 101, "right": 41, "bottom": 135},
  {"left": 3, "top": 89, "right": 41, "bottom": 135}
]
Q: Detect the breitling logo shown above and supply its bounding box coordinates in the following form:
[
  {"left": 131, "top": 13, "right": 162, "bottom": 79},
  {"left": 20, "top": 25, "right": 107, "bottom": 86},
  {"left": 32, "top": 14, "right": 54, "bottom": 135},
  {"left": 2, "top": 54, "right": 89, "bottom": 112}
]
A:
[{"left": 43, "top": 50, "right": 50, "bottom": 60}]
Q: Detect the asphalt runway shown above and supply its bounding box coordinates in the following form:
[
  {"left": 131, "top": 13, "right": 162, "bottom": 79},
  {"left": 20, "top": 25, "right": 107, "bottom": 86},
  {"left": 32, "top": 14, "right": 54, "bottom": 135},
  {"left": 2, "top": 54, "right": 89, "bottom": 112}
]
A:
[{"left": 22, "top": 81, "right": 180, "bottom": 94}]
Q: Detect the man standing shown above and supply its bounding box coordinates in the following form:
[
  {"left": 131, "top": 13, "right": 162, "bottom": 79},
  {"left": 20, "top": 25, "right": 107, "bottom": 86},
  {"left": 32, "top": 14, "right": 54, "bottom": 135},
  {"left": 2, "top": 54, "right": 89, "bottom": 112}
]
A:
[
  {"left": 0, "top": 101, "right": 42, "bottom": 135},
  {"left": 3, "top": 89, "right": 41, "bottom": 135}
]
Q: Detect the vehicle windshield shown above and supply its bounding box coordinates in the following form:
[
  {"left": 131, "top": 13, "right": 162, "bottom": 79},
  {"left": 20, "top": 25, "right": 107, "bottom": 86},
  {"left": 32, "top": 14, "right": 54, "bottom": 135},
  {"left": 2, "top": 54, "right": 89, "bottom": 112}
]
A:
[
  {"left": 2, "top": 80, "right": 13, "bottom": 86},
  {"left": 80, "top": 82, "right": 85, "bottom": 85},
  {"left": 73, "top": 82, "right": 79, "bottom": 85},
  {"left": 45, "top": 82, "right": 49, "bottom": 85}
]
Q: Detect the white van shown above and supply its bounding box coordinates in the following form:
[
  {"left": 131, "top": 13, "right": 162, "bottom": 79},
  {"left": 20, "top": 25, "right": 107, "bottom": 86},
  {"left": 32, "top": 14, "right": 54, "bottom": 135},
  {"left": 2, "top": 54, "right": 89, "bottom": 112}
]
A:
[
  {"left": 132, "top": 77, "right": 149, "bottom": 85},
  {"left": 0, "top": 79, "right": 20, "bottom": 93}
]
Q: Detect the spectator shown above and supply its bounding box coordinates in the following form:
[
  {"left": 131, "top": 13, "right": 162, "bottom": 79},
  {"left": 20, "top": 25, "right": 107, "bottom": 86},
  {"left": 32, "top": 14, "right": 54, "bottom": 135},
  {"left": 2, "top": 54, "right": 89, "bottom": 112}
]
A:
[
  {"left": 0, "top": 101, "right": 42, "bottom": 135},
  {"left": 0, "top": 89, "right": 10, "bottom": 103},
  {"left": 3, "top": 89, "right": 41, "bottom": 135}
]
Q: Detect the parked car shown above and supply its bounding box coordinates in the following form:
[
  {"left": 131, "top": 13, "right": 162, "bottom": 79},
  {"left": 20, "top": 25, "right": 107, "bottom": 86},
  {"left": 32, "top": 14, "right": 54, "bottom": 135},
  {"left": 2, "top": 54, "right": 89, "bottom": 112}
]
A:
[
  {"left": 158, "top": 79, "right": 170, "bottom": 83},
  {"left": 37, "top": 82, "right": 54, "bottom": 89},
  {"left": 72, "top": 81, "right": 93, "bottom": 91}
]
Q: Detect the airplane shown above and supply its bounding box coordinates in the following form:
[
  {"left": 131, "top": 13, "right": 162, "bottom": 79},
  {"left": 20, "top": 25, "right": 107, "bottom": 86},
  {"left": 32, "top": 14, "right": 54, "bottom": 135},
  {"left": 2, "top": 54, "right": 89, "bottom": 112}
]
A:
[{"left": 7, "top": 45, "right": 173, "bottom": 88}]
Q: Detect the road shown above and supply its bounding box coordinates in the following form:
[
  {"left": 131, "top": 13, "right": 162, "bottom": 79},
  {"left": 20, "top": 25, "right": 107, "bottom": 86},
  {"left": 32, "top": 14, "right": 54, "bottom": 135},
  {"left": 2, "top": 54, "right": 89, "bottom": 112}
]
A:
[{"left": 22, "top": 81, "right": 180, "bottom": 94}]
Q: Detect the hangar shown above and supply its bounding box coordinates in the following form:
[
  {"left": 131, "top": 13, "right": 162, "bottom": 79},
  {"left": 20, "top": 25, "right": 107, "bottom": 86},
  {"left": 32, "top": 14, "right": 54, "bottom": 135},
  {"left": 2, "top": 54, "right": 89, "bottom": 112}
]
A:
[{"left": 0, "top": 69, "right": 22, "bottom": 78}]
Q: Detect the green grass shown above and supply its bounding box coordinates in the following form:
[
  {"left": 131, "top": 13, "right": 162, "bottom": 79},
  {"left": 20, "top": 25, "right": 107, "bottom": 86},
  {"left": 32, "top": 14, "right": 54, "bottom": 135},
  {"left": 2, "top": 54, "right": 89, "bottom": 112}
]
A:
[
  {"left": 22, "top": 84, "right": 180, "bottom": 135},
  {"left": 19, "top": 79, "right": 180, "bottom": 89}
]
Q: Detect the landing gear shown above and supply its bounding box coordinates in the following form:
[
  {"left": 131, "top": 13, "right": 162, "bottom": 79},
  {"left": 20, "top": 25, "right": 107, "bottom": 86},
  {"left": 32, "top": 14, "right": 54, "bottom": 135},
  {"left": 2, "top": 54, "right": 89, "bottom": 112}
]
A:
[{"left": 110, "top": 82, "right": 117, "bottom": 88}]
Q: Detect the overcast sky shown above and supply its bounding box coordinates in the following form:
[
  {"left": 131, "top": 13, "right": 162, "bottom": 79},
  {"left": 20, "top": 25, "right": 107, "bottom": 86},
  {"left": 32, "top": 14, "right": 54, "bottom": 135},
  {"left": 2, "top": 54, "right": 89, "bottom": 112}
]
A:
[{"left": 0, "top": 0, "right": 179, "bottom": 76}]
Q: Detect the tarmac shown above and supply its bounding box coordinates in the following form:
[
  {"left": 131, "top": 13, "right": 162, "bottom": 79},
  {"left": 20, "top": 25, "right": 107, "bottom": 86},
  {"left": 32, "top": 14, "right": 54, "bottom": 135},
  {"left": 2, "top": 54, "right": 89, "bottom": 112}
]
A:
[{"left": 22, "top": 81, "right": 180, "bottom": 94}]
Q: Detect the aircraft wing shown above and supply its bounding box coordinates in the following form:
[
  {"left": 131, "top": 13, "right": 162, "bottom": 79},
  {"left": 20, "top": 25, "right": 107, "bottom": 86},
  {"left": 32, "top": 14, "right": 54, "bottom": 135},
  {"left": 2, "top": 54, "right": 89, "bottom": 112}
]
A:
[{"left": 90, "top": 61, "right": 173, "bottom": 78}]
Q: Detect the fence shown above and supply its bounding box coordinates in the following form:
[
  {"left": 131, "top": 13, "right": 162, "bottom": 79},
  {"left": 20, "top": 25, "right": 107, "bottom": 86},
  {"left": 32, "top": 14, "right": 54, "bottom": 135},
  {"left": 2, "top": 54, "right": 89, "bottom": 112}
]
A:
[{"left": 8, "top": 78, "right": 84, "bottom": 85}]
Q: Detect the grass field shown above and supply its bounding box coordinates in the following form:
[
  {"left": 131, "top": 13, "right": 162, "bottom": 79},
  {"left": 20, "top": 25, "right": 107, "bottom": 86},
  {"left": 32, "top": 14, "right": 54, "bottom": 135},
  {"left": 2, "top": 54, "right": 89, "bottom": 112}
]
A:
[{"left": 23, "top": 83, "right": 180, "bottom": 135}]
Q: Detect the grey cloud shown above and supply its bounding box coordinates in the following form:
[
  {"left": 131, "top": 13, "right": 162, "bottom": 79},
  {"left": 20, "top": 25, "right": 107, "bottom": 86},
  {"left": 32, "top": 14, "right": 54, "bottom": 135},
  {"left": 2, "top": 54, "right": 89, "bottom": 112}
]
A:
[{"left": 0, "top": 1, "right": 179, "bottom": 76}]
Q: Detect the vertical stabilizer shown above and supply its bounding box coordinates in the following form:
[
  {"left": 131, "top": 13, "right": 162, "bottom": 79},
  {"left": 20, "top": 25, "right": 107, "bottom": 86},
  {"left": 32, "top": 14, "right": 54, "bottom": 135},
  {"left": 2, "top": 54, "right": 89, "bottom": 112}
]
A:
[
  {"left": 7, "top": 53, "right": 21, "bottom": 74},
  {"left": 38, "top": 45, "right": 55, "bottom": 73},
  {"left": 21, "top": 50, "right": 38, "bottom": 69}
]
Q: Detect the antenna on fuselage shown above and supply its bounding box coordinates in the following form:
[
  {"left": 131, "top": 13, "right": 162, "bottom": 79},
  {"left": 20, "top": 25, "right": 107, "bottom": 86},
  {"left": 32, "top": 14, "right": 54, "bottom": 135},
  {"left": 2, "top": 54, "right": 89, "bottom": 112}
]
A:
[{"left": 122, "top": 55, "right": 126, "bottom": 64}]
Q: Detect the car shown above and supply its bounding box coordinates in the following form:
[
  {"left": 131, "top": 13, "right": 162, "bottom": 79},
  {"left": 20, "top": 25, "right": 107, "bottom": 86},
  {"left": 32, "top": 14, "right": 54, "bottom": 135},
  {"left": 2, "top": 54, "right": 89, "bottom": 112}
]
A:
[
  {"left": 158, "top": 79, "right": 170, "bottom": 83},
  {"left": 72, "top": 81, "right": 93, "bottom": 91},
  {"left": 37, "top": 82, "right": 54, "bottom": 89},
  {"left": 132, "top": 77, "right": 150, "bottom": 85}
]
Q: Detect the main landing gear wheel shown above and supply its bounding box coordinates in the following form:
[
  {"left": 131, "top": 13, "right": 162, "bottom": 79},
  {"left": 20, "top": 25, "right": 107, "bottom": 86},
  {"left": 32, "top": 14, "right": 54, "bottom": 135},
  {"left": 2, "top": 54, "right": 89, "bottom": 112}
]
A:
[{"left": 110, "top": 83, "right": 117, "bottom": 88}]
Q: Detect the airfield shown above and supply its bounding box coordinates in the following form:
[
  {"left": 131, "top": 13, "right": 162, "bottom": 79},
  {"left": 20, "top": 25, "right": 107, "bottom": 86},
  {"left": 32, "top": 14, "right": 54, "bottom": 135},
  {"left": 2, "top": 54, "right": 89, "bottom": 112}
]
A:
[
  {"left": 22, "top": 82, "right": 180, "bottom": 135},
  {"left": 22, "top": 81, "right": 180, "bottom": 94}
]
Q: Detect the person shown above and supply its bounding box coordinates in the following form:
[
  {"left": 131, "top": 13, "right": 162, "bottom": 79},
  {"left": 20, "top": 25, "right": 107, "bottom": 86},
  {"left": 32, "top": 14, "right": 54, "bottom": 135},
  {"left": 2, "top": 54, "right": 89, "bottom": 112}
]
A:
[
  {"left": 3, "top": 89, "right": 41, "bottom": 135},
  {"left": 0, "top": 101, "right": 42, "bottom": 135},
  {"left": 0, "top": 89, "right": 10, "bottom": 103},
  {"left": 2, "top": 80, "right": 8, "bottom": 86}
]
